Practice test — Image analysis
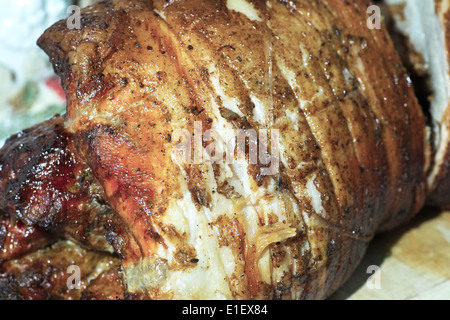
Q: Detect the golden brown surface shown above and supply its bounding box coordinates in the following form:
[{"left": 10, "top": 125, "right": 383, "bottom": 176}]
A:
[
  {"left": 0, "top": 116, "right": 112, "bottom": 252},
  {"left": 0, "top": 0, "right": 430, "bottom": 299},
  {"left": 0, "top": 240, "right": 121, "bottom": 300},
  {"left": 31, "top": 0, "right": 427, "bottom": 299}
]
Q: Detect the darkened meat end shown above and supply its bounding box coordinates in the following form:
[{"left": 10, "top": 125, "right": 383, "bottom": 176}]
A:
[
  {"left": 0, "top": 115, "right": 113, "bottom": 252},
  {"left": 0, "top": 240, "right": 123, "bottom": 300}
]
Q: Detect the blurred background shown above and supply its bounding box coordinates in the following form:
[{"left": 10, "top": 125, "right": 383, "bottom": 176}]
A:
[{"left": 0, "top": 0, "right": 95, "bottom": 146}]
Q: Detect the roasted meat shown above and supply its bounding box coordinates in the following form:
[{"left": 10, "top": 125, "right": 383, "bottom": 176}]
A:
[
  {"left": 0, "top": 115, "right": 113, "bottom": 252},
  {"left": 0, "top": 240, "right": 122, "bottom": 300},
  {"left": 0, "top": 116, "right": 125, "bottom": 299},
  {"left": 385, "top": 0, "right": 450, "bottom": 209},
  {"left": 0, "top": 214, "right": 56, "bottom": 263},
  {"left": 0, "top": 0, "right": 433, "bottom": 299}
]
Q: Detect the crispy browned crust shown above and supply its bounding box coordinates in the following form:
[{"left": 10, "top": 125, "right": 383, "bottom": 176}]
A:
[
  {"left": 0, "top": 116, "right": 127, "bottom": 300},
  {"left": 0, "top": 115, "right": 113, "bottom": 252},
  {"left": 80, "top": 264, "right": 125, "bottom": 300},
  {"left": 0, "top": 0, "right": 425, "bottom": 300},
  {"left": 0, "top": 240, "right": 122, "bottom": 300},
  {"left": 0, "top": 214, "right": 57, "bottom": 262}
]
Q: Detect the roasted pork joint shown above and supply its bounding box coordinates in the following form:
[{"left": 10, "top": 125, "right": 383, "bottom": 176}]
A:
[
  {"left": 31, "top": 0, "right": 427, "bottom": 299},
  {"left": 0, "top": 0, "right": 432, "bottom": 299}
]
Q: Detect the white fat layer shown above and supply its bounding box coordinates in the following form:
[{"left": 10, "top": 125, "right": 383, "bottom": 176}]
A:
[
  {"left": 276, "top": 59, "right": 307, "bottom": 109},
  {"left": 257, "top": 248, "right": 272, "bottom": 284},
  {"left": 158, "top": 190, "right": 234, "bottom": 299},
  {"left": 276, "top": 55, "right": 324, "bottom": 111},
  {"left": 251, "top": 94, "right": 269, "bottom": 125},
  {"left": 275, "top": 49, "right": 331, "bottom": 283},
  {"left": 278, "top": 144, "right": 290, "bottom": 169},
  {"left": 153, "top": 8, "right": 166, "bottom": 20},
  {"left": 285, "top": 109, "right": 299, "bottom": 130},
  {"left": 160, "top": 264, "right": 230, "bottom": 300},
  {"left": 306, "top": 173, "right": 325, "bottom": 218},
  {"left": 387, "top": 0, "right": 450, "bottom": 133},
  {"left": 209, "top": 67, "right": 245, "bottom": 118},
  {"left": 387, "top": 0, "right": 450, "bottom": 186},
  {"left": 134, "top": 51, "right": 319, "bottom": 296},
  {"left": 217, "top": 246, "right": 237, "bottom": 277},
  {"left": 226, "top": 0, "right": 262, "bottom": 21},
  {"left": 342, "top": 67, "right": 354, "bottom": 83}
]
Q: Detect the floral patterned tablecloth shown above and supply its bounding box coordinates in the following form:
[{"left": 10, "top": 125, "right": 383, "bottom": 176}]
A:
[{"left": 0, "top": 0, "right": 95, "bottom": 146}]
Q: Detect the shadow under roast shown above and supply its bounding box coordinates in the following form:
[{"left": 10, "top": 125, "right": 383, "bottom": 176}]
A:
[{"left": 329, "top": 207, "right": 444, "bottom": 300}]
